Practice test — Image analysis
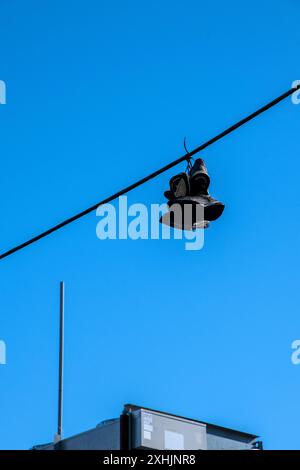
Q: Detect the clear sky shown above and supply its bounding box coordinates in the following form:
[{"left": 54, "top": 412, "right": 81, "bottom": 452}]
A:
[{"left": 0, "top": 0, "right": 300, "bottom": 450}]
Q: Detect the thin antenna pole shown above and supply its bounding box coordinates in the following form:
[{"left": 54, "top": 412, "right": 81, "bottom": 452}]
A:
[{"left": 56, "top": 281, "right": 65, "bottom": 443}]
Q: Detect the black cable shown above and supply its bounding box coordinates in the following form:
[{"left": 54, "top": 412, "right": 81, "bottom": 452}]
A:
[{"left": 1, "top": 85, "right": 299, "bottom": 261}]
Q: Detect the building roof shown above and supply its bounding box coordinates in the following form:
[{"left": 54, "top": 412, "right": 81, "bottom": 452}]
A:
[{"left": 124, "top": 404, "right": 259, "bottom": 440}]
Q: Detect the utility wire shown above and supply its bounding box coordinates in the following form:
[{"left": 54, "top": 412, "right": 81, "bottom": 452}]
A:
[{"left": 1, "top": 85, "right": 299, "bottom": 261}]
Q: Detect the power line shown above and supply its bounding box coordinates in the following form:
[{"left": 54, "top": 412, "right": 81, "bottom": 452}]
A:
[{"left": 1, "top": 84, "right": 299, "bottom": 261}]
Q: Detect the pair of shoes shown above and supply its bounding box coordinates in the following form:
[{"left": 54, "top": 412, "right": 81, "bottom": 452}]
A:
[{"left": 161, "top": 159, "right": 224, "bottom": 231}]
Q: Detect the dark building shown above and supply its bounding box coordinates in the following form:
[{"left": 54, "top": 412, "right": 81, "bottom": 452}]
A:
[{"left": 33, "top": 404, "right": 262, "bottom": 451}]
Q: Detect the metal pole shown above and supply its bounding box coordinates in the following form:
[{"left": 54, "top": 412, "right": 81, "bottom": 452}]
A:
[{"left": 56, "top": 281, "right": 65, "bottom": 442}]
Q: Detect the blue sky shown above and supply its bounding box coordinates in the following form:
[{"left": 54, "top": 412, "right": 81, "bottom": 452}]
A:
[{"left": 0, "top": 0, "right": 300, "bottom": 450}]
